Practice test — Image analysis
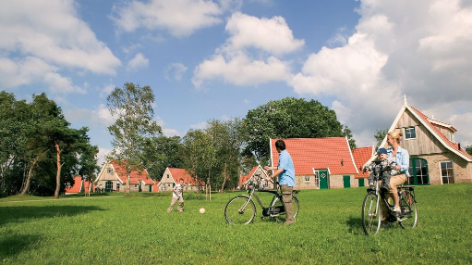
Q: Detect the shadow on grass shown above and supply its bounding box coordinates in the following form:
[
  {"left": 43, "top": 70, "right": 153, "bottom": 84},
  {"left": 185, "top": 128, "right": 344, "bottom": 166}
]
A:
[
  {"left": 346, "top": 216, "right": 365, "bottom": 235},
  {"left": 0, "top": 205, "right": 103, "bottom": 226},
  {"left": 0, "top": 234, "right": 41, "bottom": 260}
]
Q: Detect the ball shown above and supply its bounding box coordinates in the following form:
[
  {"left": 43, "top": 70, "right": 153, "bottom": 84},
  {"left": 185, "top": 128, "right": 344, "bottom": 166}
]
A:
[{"left": 199, "top": 208, "right": 206, "bottom": 214}]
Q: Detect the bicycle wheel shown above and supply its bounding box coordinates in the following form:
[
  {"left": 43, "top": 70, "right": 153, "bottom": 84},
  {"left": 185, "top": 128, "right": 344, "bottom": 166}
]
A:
[
  {"left": 270, "top": 195, "right": 299, "bottom": 223},
  {"left": 398, "top": 192, "right": 418, "bottom": 229},
  {"left": 224, "top": 195, "right": 256, "bottom": 225},
  {"left": 362, "top": 193, "right": 381, "bottom": 235}
]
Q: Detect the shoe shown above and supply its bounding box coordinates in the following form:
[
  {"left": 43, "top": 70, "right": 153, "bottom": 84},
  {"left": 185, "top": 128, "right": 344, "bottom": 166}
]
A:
[
  {"left": 393, "top": 206, "right": 401, "bottom": 215},
  {"left": 167, "top": 208, "right": 172, "bottom": 213},
  {"left": 381, "top": 222, "right": 388, "bottom": 228}
]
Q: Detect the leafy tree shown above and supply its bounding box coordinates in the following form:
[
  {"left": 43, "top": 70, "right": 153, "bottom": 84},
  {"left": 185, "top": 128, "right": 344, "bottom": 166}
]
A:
[
  {"left": 182, "top": 129, "right": 215, "bottom": 190},
  {"left": 342, "top": 125, "right": 357, "bottom": 150},
  {"left": 466, "top": 145, "right": 472, "bottom": 156},
  {"left": 244, "top": 97, "right": 349, "bottom": 163},
  {"left": 107, "top": 83, "right": 161, "bottom": 195},
  {"left": 141, "top": 136, "right": 184, "bottom": 180},
  {"left": 374, "top": 129, "right": 388, "bottom": 148}
]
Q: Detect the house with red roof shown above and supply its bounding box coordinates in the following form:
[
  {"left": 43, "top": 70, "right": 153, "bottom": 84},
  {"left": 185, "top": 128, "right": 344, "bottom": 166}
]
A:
[
  {"left": 371, "top": 98, "right": 472, "bottom": 185},
  {"left": 238, "top": 165, "right": 273, "bottom": 190},
  {"left": 158, "top": 167, "right": 204, "bottom": 192},
  {"left": 269, "top": 137, "right": 359, "bottom": 189},
  {"left": 94, "top": 160, "right": 158, "bottom": 193},
  {"left": 65, "top": 176, "right": 94, "bottom": 195},
  {"left": 352, "top": 146, "right": 374, "bottom": 187}
]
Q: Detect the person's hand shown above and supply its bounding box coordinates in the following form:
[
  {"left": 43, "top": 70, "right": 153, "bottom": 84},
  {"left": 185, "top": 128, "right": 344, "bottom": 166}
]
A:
[
  {"left": 395, "top": 165, "right": 401, "bottom": 171},
  {"left": 264, "top": 166, "right": 270, "bottom": 171},
  {"left": 265, "top": 176, "right": 272, "bottom": 181}
]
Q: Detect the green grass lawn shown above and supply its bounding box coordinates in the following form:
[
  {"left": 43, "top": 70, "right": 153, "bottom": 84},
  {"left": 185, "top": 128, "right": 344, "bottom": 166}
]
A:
[{"left": 1, "top": 184, "right": 472, "bottom": 265}]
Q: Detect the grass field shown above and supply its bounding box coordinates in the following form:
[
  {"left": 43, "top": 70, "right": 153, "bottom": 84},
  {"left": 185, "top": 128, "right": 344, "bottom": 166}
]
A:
[{"left": 1, "top": 184, "right": 472, "bottom": 265}]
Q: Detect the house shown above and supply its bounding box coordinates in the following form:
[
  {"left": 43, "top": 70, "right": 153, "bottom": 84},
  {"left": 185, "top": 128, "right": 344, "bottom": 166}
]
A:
[
  {"left": 65, "top": 176, "right": 94, "bottom": 194},
  {"left": 95, "top": 160, "right": 158, "bottom": 192},
  {"left": 372, "top": 98, "right": 472, "bottom": 185},
  {"left": 352, "top": 146, "right": 374, "bottom": 187},
  {"left": 239, "top": 165, "right": 273, "bottom": 190},
  {"left": 158, "top": 167, "right": 204, "bottom": 192},
  {"left": 269, "top": 138, "right": 359, "bottom": 189}
]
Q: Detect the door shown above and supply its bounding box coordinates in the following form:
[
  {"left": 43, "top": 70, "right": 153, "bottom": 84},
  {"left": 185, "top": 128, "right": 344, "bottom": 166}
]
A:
[
  {"left": 319, "top": 170, "right": 329, "bottom": 189},
  {"left": 408, "top": 158, "right": 429, "bottom": 185},
  {"left": 358, "top": 178, "right": 365, "bottom": 187},
  {"left": 343, "top": 175, "right": 350, "bottom": 188}
]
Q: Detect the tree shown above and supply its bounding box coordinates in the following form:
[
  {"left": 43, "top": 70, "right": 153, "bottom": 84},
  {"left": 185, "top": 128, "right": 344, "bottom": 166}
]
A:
[
  {"left": 342, "top": 125, "right": 357, "bottom": 150},
  {"left": 374, "top": 129, "right": 388, "bottom": 148},
  {"left": 107, "top": 83, "right": 162, "bottom": 196},
  {"left": 182, "top": 129, "right": 215, "bottom": 190},
  {"left": 141, "top": 136, "right": 184, "bottom": 180},
  {"left": 244, "top": 97, "right": 350, "bottom": 163},
  {"left": 466, "top": 145, "right": 472, "bottom": 156}
]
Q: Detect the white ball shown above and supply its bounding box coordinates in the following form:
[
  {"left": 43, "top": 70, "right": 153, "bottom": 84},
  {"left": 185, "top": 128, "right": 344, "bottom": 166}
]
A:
[{"left": 199, "top": 208, "right": 206, "bottom": 214}]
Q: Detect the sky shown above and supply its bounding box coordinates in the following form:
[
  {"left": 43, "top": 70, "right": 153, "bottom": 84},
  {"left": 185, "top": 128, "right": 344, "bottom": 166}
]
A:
[{"left": 2, "top": 0, "right": 472, "bottom": 165}]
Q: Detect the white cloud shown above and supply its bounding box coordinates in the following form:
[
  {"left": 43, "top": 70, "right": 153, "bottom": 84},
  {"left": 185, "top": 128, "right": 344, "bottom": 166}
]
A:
[
  {"left": 288, "top": 0, "right": 472, "bottom": 146},
  {"left": 225, "top": 12, "right": 305, "bottom": 56},
  {"left": 97, "top": 147, "right": 111, "bottom": 167},
  {"left": 112, "top": 0, "right": 223, "bottom": 37},
  {"left": 99, "top": 84, "right": 116, "bottom": 98},
  {"left": 64, "top": 104, "right": 116, "bottom": 128},
  {"left": 165, "top": 63, "right": 188, "bottom": 81},
  {"left": 127, "top": 53, "right": 149, "bottom": 71},
  {"left": 162, "top": 128, "right": 181, "bottom": 137},
  {"left": 0, "top": 0, "right": 121, "bottom": 76}
]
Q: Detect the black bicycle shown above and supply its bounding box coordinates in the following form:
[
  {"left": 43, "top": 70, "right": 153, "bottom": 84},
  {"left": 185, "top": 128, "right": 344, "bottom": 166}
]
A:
[
  {"left": 224, "top": 174, "right": 299, "bottom": 224},
  {"left": 362, "top": 161, "right": 418, "bottom": 235}
]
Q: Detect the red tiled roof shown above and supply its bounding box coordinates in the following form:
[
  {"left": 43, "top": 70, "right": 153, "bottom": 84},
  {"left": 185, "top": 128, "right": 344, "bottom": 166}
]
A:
[
  {"left": 168, "top": 168, "right": 204, "bottom": 186},
  {"left": 352, "top": 147, "right": 373, "bottom": 179},
  {"left": 239, "top": 166, "right": 258, "bottom": 186},
  {"left": 270, "top": 138, "right": 358, "bottom": 175},
  {"left": 65, "top": 176, "right": 93, "bottom": 193},
  {"left": 111, "top": 160, "right": 155, "bottom": 185},
  {"left": 409, "top": 106, "right": 472, "bottom": 160}
]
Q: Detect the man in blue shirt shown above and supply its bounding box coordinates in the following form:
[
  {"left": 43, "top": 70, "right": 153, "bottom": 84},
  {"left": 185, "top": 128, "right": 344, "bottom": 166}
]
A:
[{"left": 264, "top": 139, "right": 296, "bottom": 225}]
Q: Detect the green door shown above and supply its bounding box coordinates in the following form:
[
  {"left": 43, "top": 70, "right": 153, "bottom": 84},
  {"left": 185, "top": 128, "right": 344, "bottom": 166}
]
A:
[
  {"left": 408, "top": 158, "right": 429, "bottom": 185},
  {"left": 319, "top": 170, "right": 329, "bottom": 189},
  {"left": 358, "top": 178, "right": 365, "bottom": 187},
  {"left": 149, "top": 185, "right": 152, "bottom": 192},
  {"left": 343, "top": 175, "right": 350, "bottom": 188}
]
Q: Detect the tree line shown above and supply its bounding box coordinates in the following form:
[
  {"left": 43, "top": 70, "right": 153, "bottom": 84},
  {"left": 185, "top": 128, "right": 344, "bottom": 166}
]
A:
[
  {"left": 0, "top": 91, "right": 99, "bottom": 198},
  {"left": 1, "top": 83, "right": 357, "bottom": 197}
]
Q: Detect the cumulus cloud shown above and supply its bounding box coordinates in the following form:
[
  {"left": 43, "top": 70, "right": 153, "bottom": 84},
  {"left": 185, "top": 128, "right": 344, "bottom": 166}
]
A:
[
  {"left": 0, "top": 0, "right": 121, "bottom": 76},
  {"left": 112, "top": 0, "right": 223, "bottom": 37},
  {"left": 192, "top": 12, "right": 303, "bottom": 89},
  {"left": 288, "top": 0, "right": 472, "bottom": 146},
  {"left": 64, "top": 104, "right": 116, "bottom": 128},
  {"left": 127, "top": 53, "right": 149, "bottom": 71}
]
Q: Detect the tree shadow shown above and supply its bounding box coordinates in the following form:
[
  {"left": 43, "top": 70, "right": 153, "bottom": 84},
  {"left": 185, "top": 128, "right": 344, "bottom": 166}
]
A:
[
  {"left": 0, "top": 234, "right": 41, "bottom": 260},
  {"left": 0, "top": 205, "right": 103, "bottom": 226}
]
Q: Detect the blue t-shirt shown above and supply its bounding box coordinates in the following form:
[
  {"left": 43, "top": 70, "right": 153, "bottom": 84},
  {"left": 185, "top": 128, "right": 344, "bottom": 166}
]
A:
[{"left": 278, "top": 150, "right": 295, "bottom": 187}]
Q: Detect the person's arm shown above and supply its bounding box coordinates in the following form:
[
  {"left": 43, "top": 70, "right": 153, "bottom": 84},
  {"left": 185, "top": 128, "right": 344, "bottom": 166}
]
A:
[
  {"left": 398, "top": 150, "right": 410, "bottom": 173},
  {"left": 265, "top": 168, "right": 284, "bottom": 181},
  {"left": 264, "top": 165, "right": 277, "bottom": 171}
]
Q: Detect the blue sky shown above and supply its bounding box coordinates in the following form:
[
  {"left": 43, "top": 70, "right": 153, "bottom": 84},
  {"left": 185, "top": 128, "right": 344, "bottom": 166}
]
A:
[{"left": 2, "top": 0, "right": 472, "bottom": 164}]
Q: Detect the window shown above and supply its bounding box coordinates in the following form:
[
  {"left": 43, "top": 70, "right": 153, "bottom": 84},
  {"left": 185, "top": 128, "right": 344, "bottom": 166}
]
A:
[
  {"left": 441, "top": 161, "right": 454, "bottom": 184},
  {"left": 107, "top": 168, "right": 111, "bottom": 173},
  {"left": 405, "top": 127, "right": 416, "bottom": 139},
  {"left": 116, "top": 183, "right": 120, "bottom": 191},
  {"left": 304, "top": 176, "right": 310, "bottom": 182},
  {"left": 314, "top": 172, "right": 320, "bottom": 188},
  {"left": 167, "top": 174, "right": 170, "bottom": 178},
  {"left": 408, "top": 158, "right": 429, "bottom": 185}
]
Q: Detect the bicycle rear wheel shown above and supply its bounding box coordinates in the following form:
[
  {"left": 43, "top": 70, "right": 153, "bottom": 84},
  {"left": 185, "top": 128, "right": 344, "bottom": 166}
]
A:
[
  {"left": 270, "top": 195, "right": 299, "bottom": 223},
  {"left": 362, "top": 193, "right": 381, "bottom": 235},
  {"left": 398, "top": 191, "right": 418, "bottom": 229},
  {"left": 224, "top": 195, "right": 256, "bottom": 225}
]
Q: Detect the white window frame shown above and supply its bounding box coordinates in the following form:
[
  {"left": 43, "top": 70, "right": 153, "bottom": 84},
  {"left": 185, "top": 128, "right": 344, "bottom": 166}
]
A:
[
  {"left": 440, "top": 161, "right": 454, "bottom": 184},
  {"left": 404, "top": 127, "right": 417, "bottom": 140},
  {"left": 304, "top": 176, "right": 310, "bottom": 182}
]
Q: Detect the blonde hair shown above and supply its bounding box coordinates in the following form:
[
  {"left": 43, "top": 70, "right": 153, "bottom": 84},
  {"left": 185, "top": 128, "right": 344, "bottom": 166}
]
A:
[{"left": 388, "top": 130, "right": 403, "bottom": 144}]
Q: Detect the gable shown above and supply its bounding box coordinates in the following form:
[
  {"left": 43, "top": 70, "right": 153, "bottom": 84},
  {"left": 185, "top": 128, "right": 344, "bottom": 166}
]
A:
[{"left": 270, "top": 138, "right": 358, "bottom": 175}]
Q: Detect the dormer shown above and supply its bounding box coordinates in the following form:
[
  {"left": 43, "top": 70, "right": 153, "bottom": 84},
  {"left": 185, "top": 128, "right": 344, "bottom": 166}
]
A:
[{"left": 428, "top": 118, "right": 457, "bottom": 143}]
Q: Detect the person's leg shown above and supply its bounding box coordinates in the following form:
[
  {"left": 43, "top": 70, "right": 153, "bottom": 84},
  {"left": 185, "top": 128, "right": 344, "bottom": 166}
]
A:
[
  {"left": 177, "top": 196, "right": 184, "bottom": 212},
  {"left": 281, "top": 185, "right": 294, "bottom": 225},
  {"left": 389, "top": 174, "right": 407, "bottom": 212},
  {"left": 168, "top": 197, "right": 178, "bottom": 212}
]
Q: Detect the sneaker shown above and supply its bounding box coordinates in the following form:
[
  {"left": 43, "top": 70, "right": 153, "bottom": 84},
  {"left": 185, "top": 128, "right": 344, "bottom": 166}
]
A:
[{"left": 393, "top": 206, "right": 401, "bottom": 214}]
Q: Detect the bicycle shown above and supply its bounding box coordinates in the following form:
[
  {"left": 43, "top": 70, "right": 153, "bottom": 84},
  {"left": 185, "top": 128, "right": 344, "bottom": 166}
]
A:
[
  {"left": 362, "top": 161, "right": 418, "bottom": 235},
  {"left": 224, "top": 174, "right": 299, "bottom": 224}
]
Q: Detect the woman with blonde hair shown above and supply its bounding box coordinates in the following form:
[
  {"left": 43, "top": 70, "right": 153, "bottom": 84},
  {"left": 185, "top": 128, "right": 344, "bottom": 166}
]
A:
[{"left": 380, "top": 130, "right": 410, "bottom": 224}]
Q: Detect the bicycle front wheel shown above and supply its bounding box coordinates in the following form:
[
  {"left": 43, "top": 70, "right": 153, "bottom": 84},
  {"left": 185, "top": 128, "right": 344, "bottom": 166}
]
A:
[
  {"left": 362, "top": 193, "right": 381, "bottom": 235},
  {"left": 271, "top": 195, "right": 300, "bottom": 223},
  {"left": 399, "top": 192, "right": 418, "bottom": 229},
  {"left": 224, "top": 195, "right": 256, "bottom": 225}
]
